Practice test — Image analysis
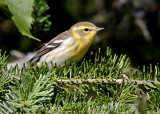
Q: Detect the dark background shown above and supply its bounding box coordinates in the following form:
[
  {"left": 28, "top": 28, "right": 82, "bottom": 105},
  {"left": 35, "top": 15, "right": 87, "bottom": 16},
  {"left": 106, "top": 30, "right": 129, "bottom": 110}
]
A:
[{"left": 0, "top": 0, "right": 160, "bottom": 67}]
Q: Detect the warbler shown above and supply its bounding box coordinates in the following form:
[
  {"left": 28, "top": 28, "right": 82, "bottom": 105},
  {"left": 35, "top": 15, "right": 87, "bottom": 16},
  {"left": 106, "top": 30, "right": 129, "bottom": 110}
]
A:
[{"left": 30, "top": 22, "right": 104, "bottom": 68}]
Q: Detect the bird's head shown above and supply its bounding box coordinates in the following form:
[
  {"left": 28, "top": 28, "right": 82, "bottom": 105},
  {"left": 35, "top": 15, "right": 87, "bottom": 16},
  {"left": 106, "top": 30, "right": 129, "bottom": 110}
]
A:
[{"left": 69, "top": 22, "right": 104, "bottom": 41}]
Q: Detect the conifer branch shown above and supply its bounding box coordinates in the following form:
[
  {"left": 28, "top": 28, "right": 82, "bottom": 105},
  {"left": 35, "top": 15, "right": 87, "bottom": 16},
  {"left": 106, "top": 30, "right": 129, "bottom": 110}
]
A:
[{"left": 56, "top": 78, "right": 160, "bottom": 85}]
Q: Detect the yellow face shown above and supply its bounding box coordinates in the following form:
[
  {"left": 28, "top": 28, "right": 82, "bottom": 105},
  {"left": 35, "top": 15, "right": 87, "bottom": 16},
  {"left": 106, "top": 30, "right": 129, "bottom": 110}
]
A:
[{"left": 69, "top": 22, "right": 104, "bottom": 41}]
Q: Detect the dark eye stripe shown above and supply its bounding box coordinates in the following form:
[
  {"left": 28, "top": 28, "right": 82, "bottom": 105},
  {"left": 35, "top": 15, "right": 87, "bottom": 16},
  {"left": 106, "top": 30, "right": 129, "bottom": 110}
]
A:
[{"left": 84, "top": 28, "right": 89, "bottom": 32}]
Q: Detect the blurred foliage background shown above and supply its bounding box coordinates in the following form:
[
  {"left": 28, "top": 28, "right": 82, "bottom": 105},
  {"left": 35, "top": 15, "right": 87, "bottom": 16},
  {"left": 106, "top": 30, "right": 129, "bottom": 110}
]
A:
[{"left": 0, "top": 0, "right": 160, "bottom": 67}]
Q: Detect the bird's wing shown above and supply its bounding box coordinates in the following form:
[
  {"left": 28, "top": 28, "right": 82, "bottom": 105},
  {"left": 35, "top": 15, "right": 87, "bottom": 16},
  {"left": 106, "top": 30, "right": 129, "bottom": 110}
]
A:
[{"left": 30, "top": 31, "right": 71, "bottom": 62}]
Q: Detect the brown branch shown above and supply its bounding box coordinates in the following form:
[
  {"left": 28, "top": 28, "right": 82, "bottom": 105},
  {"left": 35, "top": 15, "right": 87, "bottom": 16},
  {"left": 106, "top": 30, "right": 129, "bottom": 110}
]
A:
[{"left": 56, "top": 78, "right": 160, "bottom": 85}]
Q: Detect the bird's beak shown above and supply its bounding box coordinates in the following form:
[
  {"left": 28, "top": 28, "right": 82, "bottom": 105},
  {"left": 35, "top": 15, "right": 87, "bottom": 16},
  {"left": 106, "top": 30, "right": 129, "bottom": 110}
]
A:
[{"left": 95, "top": 27, "right": 104, "bottom": 31}]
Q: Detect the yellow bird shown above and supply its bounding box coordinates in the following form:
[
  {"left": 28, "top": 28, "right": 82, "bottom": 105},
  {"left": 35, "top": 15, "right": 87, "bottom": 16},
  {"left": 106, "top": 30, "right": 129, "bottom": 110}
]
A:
[{"left": 30, "top": 22, "right": 104, "bottom": 68}]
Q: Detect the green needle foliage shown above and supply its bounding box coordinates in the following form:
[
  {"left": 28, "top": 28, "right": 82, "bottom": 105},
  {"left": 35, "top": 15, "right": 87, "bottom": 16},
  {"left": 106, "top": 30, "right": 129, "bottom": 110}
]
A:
[
  {"left": 0, "top": 52, "right": 10, "bottom": 102},
  {"left": 32, "top": 0, "right": 52, "bottom": 38},
  {"left": 0, "top": 47, "right": 160, "bottom": 113}
]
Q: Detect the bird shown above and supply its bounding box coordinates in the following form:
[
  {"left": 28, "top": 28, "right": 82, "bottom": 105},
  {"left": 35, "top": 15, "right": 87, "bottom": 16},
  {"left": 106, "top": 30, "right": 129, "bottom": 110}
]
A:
[{"left": 30, "top": 21, "right": 104, "bottom": 68}]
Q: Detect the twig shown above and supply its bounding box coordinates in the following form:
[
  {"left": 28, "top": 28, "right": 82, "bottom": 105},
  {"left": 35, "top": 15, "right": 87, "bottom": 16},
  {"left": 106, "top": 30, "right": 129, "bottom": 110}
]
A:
[
  {"left": 0, "top": 67, "right": 20, "bottom": 80},
  {"left": 56, "top": 78, "right": 160, "bottom": 85}
]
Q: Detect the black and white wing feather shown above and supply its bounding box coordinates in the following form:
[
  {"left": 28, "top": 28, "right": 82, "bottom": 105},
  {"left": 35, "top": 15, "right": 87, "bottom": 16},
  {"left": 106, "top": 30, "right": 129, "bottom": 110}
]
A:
[{"left": 30, "top": 31, "right": 71, "bottom": 62}]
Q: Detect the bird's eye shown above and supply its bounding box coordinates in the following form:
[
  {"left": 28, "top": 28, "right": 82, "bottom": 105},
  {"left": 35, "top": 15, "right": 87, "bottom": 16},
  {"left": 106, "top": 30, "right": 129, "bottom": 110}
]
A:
[{"left": 84, "top": 28, "right": 89, "bottom": 32}]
